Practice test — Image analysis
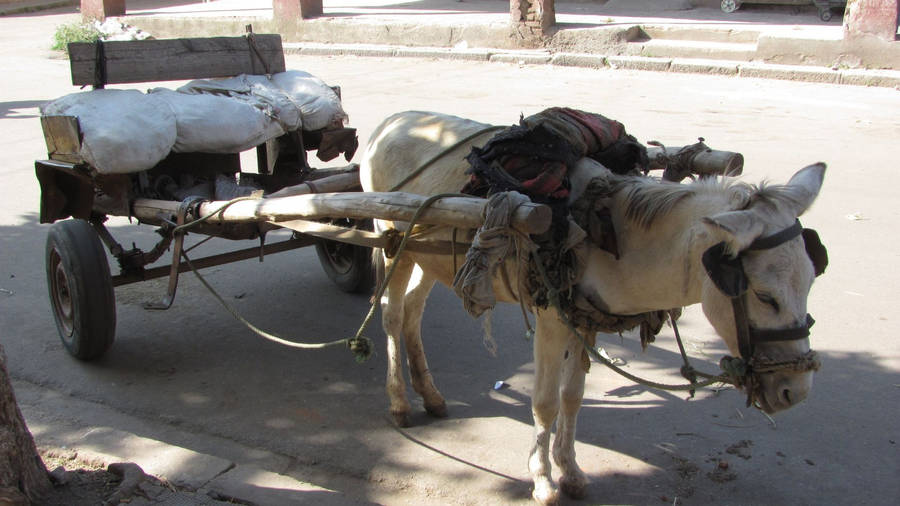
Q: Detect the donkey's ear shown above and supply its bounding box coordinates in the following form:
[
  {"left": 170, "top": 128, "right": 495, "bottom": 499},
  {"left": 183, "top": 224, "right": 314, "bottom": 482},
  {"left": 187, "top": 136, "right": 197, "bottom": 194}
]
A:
[
  {"left": 702, "top": 210, "right": 765, "bottom": 254},
  {"left": 782, "top": 163, "right": 826, "bottom": 217}
]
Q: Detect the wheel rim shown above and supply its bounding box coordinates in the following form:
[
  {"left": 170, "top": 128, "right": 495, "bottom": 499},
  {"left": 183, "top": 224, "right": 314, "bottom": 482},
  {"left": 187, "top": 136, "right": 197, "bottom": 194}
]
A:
[
  {"left": 721, "top": 0, "right": 738, "bottom": 13},
  {"left": 321, "top": 218, "right": 358, "bottom": 275},
  {"left": 322, "top": 241, "right": 355, "bottom": 275},
  {"left": 49, "top": 249, "right": 75, "bottom": 338}
]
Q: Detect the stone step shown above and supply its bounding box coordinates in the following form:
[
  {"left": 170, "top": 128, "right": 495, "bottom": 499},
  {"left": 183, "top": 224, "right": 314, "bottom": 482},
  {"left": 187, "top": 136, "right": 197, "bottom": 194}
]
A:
[
  {"left": 640, "top": 25, "right": 763, "bottom": 44},
  {"left": 626, "top": 38, "right": 758, "bottom": 61}
]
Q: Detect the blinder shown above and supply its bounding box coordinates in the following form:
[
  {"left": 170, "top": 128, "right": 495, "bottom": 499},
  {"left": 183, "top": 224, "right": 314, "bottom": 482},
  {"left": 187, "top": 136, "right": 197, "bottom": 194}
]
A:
[
  {"left": 701, "top": 242, "right": 747, "bottom": 297},
  {"left": 801, "top": 227, "right": 828, "bottom": 276},
  {"left": 702, "top": 219, "right": 827, "bottom": 360}
]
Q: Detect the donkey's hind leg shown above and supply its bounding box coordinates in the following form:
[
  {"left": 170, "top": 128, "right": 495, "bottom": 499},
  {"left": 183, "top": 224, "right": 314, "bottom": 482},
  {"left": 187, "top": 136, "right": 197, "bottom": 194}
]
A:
[
  {"left": 381, "top": 254, "right": 415, "bottom": 427},
  {"left": 553, "top": 333, "right": 590, "bottom": 499},
  {"left": 401, "top": 264, "right": 446, "bottom": 417}
]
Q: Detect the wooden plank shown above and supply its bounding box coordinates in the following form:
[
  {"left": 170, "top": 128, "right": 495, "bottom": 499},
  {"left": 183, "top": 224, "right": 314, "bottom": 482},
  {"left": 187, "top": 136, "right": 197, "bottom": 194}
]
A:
[
  {"left": 274, "top": 219, "right": 474, "bottom": 255},
  {"left": 265, "top": 172, "right": 361, "bottom": 198},
  {"left": 69, "top": 34, "right": 286, "bottom": 86},
  {"left": 40, "top": 115, "right": 84, "bottom": 164},
  {"left": 275, "top": 219, "right": 389, "bottom": 249}
]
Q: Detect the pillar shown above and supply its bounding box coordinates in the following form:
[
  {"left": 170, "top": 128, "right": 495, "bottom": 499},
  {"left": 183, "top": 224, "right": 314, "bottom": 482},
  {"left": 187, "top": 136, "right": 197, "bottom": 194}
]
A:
[
  {"left": 510, "top": 0, "right": 556, "bottom": 37},
  {"left": 843, "top": 0, "right": 898, "bottom": 41},
  {"left": 273, "top": 0, "right": 323, "bottom": 20},
  {"left": 80, "top": 0, "right": 125, "bottom": 21}
]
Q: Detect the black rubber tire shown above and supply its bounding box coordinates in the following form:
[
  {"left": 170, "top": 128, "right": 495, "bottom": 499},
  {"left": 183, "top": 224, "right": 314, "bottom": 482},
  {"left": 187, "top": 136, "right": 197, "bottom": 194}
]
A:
[
  {"left": 314, "top": 218, "right": 376, "bottom": 294},
  {"left": 45, "top": 219, "right": 116, "bottom": 360}
]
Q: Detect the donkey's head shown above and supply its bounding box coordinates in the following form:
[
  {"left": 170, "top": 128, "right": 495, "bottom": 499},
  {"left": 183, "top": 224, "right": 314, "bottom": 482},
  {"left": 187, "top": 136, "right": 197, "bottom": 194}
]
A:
[{"left": 699, "top": 163, "right": 827, "bottom": 413}]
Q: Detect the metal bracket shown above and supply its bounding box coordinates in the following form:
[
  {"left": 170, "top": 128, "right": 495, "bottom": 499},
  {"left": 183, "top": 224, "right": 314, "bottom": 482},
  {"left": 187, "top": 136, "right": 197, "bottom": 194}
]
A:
[{"left": 144, "top": 197, "right": 205, "bottom": 310}]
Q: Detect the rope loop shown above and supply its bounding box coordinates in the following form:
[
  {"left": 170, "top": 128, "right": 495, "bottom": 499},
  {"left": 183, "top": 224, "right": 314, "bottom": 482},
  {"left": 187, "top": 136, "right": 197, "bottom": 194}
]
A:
[
  {"left": 719, "top": 356, "right": 749, "bottom": 386},
  {"left": 348, "top": 336, "right": 374, "bottom": 363}
]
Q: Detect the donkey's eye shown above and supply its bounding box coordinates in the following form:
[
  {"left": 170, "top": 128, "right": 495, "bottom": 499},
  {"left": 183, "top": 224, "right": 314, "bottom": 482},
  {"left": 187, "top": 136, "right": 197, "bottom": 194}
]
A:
[{"left": 754, "top": 291, "right": 780, "bottom": 312}]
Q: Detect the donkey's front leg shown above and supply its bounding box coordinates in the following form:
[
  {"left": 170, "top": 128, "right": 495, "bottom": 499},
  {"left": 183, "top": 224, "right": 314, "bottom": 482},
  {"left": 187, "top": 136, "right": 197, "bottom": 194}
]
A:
[
  {"left": 552, "top": 334, "right": 590, "bottom": 499},
  {"left": 529, "top": 310, "right": 571, "bottom": 505},
  {"left": 381, "top": 255, "right": 415, "bottom": 427},
  {"left": 401, "top": 266, "right": 447, "bottom": 418}
]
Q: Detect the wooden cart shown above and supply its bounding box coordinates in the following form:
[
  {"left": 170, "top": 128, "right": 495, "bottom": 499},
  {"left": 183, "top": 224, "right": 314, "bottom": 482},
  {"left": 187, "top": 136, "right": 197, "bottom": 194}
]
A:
[{"left": 37, "top": 33, "right": 378, "bottom": 359}]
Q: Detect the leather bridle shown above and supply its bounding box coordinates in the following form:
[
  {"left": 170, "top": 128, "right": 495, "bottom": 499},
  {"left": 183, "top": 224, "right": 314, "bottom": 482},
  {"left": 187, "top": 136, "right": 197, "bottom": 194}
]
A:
[{"left": 702, "top": 219, "right": 828, "bottom": 405}]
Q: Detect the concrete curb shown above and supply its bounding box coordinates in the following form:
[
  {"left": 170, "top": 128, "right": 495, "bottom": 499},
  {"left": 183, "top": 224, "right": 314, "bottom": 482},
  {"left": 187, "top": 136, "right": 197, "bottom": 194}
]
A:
[{"left": 283, "top": 42, "right": 900, "bottom": 88}]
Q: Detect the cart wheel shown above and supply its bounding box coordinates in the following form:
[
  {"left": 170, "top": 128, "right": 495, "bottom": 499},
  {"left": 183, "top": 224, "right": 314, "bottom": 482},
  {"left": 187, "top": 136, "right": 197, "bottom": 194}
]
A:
[
  {"left": 720, "top": 0, "right": 740, "bottom": 13},
  {"left": 819, "top": 8, "right": 833, "bottom": 22},
  {"left": 314, "top": 218, "right": 375, "bottom": 294},
  {"left": 45, "top": 219, "right": 116, "bottom": 360}
]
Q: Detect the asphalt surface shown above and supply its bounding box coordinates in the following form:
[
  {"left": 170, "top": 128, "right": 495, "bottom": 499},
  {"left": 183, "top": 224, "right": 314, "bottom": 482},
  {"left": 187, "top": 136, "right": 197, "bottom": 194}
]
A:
[{"left": 1, "top": 2, "right": 899, "bottom": 506}]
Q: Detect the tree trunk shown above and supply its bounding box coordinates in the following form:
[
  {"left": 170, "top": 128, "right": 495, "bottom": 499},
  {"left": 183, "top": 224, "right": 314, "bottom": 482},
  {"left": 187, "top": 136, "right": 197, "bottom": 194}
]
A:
[{"left": 0, "top": 343, "right": 50, "bottom": 505}]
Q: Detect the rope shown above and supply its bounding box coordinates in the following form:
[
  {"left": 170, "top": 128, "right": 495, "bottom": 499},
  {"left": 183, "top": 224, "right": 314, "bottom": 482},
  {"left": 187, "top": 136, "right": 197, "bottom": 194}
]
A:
[
  {"left": 350, "top": 192, "right": 474, "bottom": 349},
  {"left": 388, "top": 125, "right": 506, "bottom": 192},
  {"left": 347, "top": 125, "right": 509, "bottom": 357},
  {"left": 669, "top": 310, "right": 701, "bottom": 396},
  {"left": 180, "top": 250, "right": 372, "bottom": 362},
  {"left": 165, "top": 122, "right": 502, "bottom": 362},
  {"left": 172, "top": 195, "right": 259, "bottom": 235},
  {"left": 245, "top": 30, "right": 273, "bottom": 77},
  {"left": 163, "top": 194, "right": 371, "bottom": 361}
]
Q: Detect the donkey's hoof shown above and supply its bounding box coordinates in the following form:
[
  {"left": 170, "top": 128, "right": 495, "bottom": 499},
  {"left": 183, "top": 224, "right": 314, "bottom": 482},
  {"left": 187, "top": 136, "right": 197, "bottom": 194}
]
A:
[
  {"left": 532, "top": 481, "right": 560, "bottom": 505},
  {"left": 390, "top": 410, "right": 411, "bottom": 428},
  {"left": 531, "top": 489, "right": 559, "bottom": 506},
  {"left": 425, "top": 401, "right": 448, "bottom": 418},
  {"left": 559, "top": 474, "right": 588, "bottom": 499}
]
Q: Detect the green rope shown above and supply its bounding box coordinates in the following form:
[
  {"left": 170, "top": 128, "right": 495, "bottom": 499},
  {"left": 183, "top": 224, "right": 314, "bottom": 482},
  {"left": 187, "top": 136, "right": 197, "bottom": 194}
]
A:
[
  {"left": 350, "top": 192, "right": 473, "bottom": 353},
  {"left": 349, "top": 125, "right": 507, "bottom": 359},
  {"left": 165, "top": 135, "right": 494, "bottom": 363},
  {"left": 180, "top": 250, "right": 373, "bottom": 362},
  {"left": 529, "top": 248, "right": 737, "bottom": 392},
  {"left": 172, "top": 195, "right": 259, "bottom": 235},
  {"left": 388, "top": 126, "right": 506, "bottom": 193}
]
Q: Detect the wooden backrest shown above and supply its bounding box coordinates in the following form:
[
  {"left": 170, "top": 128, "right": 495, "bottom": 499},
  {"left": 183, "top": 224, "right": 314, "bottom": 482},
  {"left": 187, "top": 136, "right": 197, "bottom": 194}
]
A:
[{"left": 67, "top": 34, "right": 286, "bottom": 87}]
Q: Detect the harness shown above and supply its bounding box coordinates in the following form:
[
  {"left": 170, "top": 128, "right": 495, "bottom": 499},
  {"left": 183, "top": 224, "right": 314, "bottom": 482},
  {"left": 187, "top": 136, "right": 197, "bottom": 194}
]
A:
[
  {"left": 702, "top": 219, "right": 828, "bottom": 406},
  {"left": 383, "top": 112, "right": 830, "bottom": 407}
]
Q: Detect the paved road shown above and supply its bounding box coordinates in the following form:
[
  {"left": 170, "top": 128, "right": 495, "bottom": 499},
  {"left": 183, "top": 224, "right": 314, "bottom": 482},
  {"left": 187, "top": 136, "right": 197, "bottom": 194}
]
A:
[{"left": 2, "top": 7, "right": 898, "bottom": 506}]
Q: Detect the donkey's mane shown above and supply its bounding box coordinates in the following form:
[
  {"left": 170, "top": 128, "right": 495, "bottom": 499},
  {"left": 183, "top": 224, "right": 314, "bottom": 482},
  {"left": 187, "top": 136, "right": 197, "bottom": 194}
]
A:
[{"left": 612, "top": 175, "right": 786, "bottom": 229}]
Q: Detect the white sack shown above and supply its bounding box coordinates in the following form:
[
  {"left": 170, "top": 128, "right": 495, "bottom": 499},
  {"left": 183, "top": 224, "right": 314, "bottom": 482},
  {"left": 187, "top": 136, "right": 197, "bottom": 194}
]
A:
[
  {"left": 269, "top": 70, "right": 347, "bottom": 131},
  {"left": 175, "top": 74, "right": 302, "bottom": 132},
  {"left": 40, "top": 89, "right": 176, "bottom": 174},
  {"left": 149, "top": 88, "right": 285, "bottom": 154},
  {"left": 177, "top": 70, "right": 347, "bottom": 132}
]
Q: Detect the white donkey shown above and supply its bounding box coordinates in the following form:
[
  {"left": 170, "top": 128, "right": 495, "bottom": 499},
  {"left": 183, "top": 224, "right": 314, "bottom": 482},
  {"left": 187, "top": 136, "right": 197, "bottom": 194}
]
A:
[{"left": 360, "top": 111, "right": 825, "bottom": 504}]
